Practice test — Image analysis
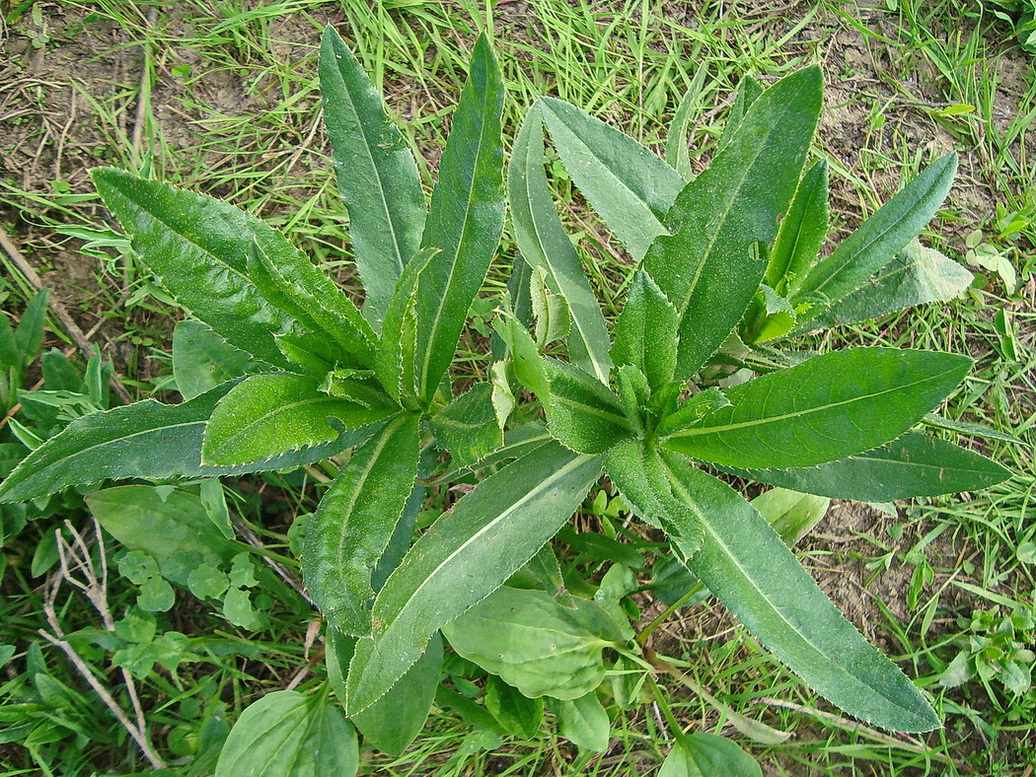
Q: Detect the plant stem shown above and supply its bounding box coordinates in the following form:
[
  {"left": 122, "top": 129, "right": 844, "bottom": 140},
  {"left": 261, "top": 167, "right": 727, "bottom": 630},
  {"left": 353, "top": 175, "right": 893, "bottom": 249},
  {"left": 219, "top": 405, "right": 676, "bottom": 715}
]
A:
[{"left": 637, "top": 581, "right": 704, "bottom": 646}]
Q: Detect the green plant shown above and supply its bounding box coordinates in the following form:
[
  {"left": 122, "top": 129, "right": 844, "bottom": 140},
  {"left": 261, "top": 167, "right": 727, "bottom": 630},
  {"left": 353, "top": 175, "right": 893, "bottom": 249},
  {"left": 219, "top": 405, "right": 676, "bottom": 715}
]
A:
[
  {"left": 0, "top": 27, "right": 1013, "bottom": 775},
  {"left": 940, "top": 600, "right": 1036, "bottom": 696}
]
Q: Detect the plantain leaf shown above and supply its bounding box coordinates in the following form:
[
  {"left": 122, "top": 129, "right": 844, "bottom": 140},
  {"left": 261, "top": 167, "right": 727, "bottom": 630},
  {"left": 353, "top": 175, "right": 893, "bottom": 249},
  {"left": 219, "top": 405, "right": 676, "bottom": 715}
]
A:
[
  {"left": 202, "top": 373, "right": 396, "bottom": 466},
  {"left": 644, "top": 66, "right": 823, "bottom": 379},
  {"left": 767, "top": 160, "right": 828, "bottom": 291},
  {"left": 319, "top": 26, "right": 425, "bottom": 325},
  {"left": 542, "top": 358, "right": 632, "bottom": 454},
  {"left": 415, "top": 34, "right": 505, "bottom": 403},
  {"left": 484, "top": 676, "right": 544, "bottom": 739},
  {"left": 540, "top": 97, "right": 685, "bottom": 261},
  {"left": 303, "top": 413, "right": 419, "bottom": 636},
  {"left": 346, "top": 442, "right": 603, "bottom": 713},
  {"left": 325, "top": 628, "right": 442, "bottom": 757},
  {"left": 611, "top": 271, "right": 679, "bottom": 390},
  {"left": 655, "top": 452, "right": 939, "bottom": 732},
  {"left": 92, "top": 168, "right": 301, "bottom": 368},
  {"left": 658, "top": 733, "right": 761, "bottom": 777},
  {"left": 554, "top": 692, "right": 610, "bottom": 752},
  {"left": 662, "top": 347, "right": 971, "bottom": 468},
  {"left": 172, "top": 319, "right": 259, "bottom": 401},
  {"left": 442, "top": 586, "right": 624, "bottom": 700},
  {"left": 214, "top": 690, "right": 358, "bottom": 777},
  {"left": 0, "top": 384, "right": 371, "bottom": 503},
  {"left": 723, "top": 431, "right": 1010, "bottom": 502},
  {"left": 430, "top": 383, "right": 503, "bottom": 467},
  {"left": 806, "top": 240, "right": 973, "bottom": 330},
  {"left": 509, "top": 106, "right": 612, "bottom": 382},
  {"left": 791, "top": 153, "right": 958, "bottom": 310}
]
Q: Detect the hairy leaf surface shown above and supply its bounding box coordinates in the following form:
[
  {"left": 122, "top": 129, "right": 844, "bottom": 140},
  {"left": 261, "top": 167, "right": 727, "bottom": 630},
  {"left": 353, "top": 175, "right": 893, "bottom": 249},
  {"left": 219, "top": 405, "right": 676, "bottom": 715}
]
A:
[
  {"left": 611, "top": 271, "right": 679, "bottom": 390},
  {"left": 542, "top": 359, "right": 632, "bottom": 454},
  {"left": 416, "top": 34, "right": 505, "bottom": 402},
  {"left": 663, "top": 348, "right": 971, "bottom": 468},
  {"left": 320, "top": 27, "right": 425, "bottom": 324},
  {"left": 303, "top": 413, "right": 419, "bottom": 636},
  {"left": 767, "top": 160, "right": 828, "bottom": 291},
  {"left": 657, "top": 452, "right": 939, "bottom": 731},
  {"left": 346, "top": 442, "right": 603, "bottom": 713},
  {"left": 430, "top": 383, "right": 503, "bottom": 467}
]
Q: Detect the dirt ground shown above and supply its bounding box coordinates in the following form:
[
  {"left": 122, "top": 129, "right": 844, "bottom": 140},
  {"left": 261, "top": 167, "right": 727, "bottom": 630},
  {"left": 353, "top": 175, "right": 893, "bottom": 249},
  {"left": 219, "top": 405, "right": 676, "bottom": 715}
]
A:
[{"left": 1, "top": 1, "right": 1033, "bottom": 774}]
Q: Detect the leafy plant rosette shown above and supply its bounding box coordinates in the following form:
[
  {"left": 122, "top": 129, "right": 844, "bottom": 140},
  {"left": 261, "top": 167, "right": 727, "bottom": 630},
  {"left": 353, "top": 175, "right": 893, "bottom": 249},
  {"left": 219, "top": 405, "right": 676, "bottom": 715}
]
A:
[{"left": 0, "top": 28, "right": 1012, "bottom": 774}]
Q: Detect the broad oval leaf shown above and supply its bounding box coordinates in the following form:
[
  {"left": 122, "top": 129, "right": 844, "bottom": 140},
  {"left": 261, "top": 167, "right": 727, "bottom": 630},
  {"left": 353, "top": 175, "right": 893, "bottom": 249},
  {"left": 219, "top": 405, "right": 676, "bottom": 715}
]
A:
[
  {"left": 542, "top": 358, "right": 633, "bottom": 454},
  {"left": 723, "top": 430, "right": 1010, "bottom": 502},
  {"left": 662, "top": 347, "right": 971, "bottom": 468},
  {"left": 644, "top": 66, "right": 823, "bottom": 379},
  {"left": 658, "top": 733, "right": 761, "bottom": 777},
  {"left": 214, "top": 690, "right": 358, "bottom": 777},
  {"left": 554, "top": 692, "right": 610, "bottom": 752},
  {"left": 442, "top": 586, "right": 624, "bottom": 700},
  {"left": 416, "top": 34, "right": 505, "bottom": 403},
  {"left": 0, "top": 384, "right": 371, "bottom": 503},
  {"left": 655, "top": 452, "right": 939, "bottom": 732},
  {"left": 303, "top": 413, "right": 419, "bottom": 636},
  {"left": 172, "top": 320, "right": 258, "bottom": 401},
  {"left": 509, "top": 105, "right": 613, "bottom": 382},
  {"left": 792, "top": 153, "right": 958, "bottom": 308},
  {"left": 345, "top": 442, "right": 603, "bottom": 714},
  {"left": 540, "top": 97, "right": 685, "bottom": 261},
  {"left": 202, "top": 373, "right": 396, "bottom": 466},
  {"left": 320, "top": 26, "right": 426, "bottom": 325},
  {"left": 92, "top": 168, "right": 301, "bottom": 368}
]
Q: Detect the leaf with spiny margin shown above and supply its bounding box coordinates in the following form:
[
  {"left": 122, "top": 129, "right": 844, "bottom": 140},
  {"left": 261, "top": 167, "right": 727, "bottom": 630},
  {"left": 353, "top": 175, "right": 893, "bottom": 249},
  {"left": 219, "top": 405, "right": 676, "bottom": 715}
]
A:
[
  {"left": 509, "top": 106, "right": 612, "bottom": 381},
  {"left": 767, "top": 159, "right": 828, "bottom": 292},
  {"left": 604, "top": 441, "right": 700, "bottom": 543},
  {"left": 655, "top": 388, "right": 730, "bottom": 439},
  {"left": 430, "top": 383, "right": 503, "bottom": 468},
  {"left": 662, "top": 347, "right": 971, "bottom": 469},
  {"left": 319, "top": 26, "right": 425, "bottom": 325},
  {"left": 246, "top": 239, "right": 376, "bottom": 366},
  {"left": 442, "top": 586, "right": 624, "bottom": 700},
  {"left": 644, "top": 66, "right": 823, "bottom": 379},
  {"left": 345, "top": 442, "right": 603, "bottom": 714},
  {"left": 302, "top": 412, "right": 418, "bottom": 636},
  {"left": 717, "top": 75, "right": 764, "bottom": 154},
  {"left": 0, "top": 383, "right": 375, "bottom": 503},
  {"left": 665, "top": 61, "right": 710, "bottom": 181},
  {"left": 791, "top": 154, "right": 958, "bottom": 310},
  {"left": 615, "top": 365, "right": 651, "bottom": 438},
  {"left": 202, "top": 373, "right": 396, "bottom": 466},
  {"left": 542, "top": 358, "right": 632, "bottom": 455},
  {"left": 722, "top": 430, "right": 1011, "bottom": 502},
  {"left": 91, "top": 168, "right": 300, "bottom": 369},
  {"left": 540, "top": 97, "right": 685, "bottom": 262},
  {"left": 611, "top": 271, "right": 678, "bottom": 390},
  {"left": 376, "top": 247, "right": 435, "bottom": 407},
  {"left": 172, "top": 319, "right": 258, "bottom": 401},
  {"left": 214, "top": 690, "right": 358, "bottom": 777},
  {"left": 806, "top": 240, "right": 973, "bottom": 330},
  {"left": 655, "top": 451, "right": 939, "bottom": 732},
  {"left": 492, "top": 312, "right": 547, "bottom": 398},
  {"left": 416, "top": 34, "right": 505, "bottom": 403}
]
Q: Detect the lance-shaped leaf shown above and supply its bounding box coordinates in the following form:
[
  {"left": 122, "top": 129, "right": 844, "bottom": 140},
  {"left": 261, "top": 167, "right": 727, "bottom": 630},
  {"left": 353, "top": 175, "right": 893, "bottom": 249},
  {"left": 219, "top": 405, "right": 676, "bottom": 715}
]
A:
[
  {"left": 805, "top": 240, "right": 973, "bottom": 331},
  {"left": 540, "top": 97, "right": 685, "bottom": 261},
  {"left": 644, "top": 66, "right": 823, "bottom": 379},
  {"left": 92, "top": 168, "right": 301, "bottom": 369},
  {"left": 791, "top": 153, "right": 958, "bottom": 309},
  {"left": 722, "top": 431, "right": 1010, "bottom": 502},
  {"left": 717, "top": 75, "right": 764, "bottom": 154},
  {"left": 767, "top": 159, "right": 828, "bottom": 291},
  {"left": 246, "top": 239, "right": 376, "bottom": 366},
  {"left": 302, "top": 413, "right": 419, "bottom": 636},
  {"left": 662, "top": 347, "right": 971, "bottom": 469},
  {"left": 0, "top": 384, "right": 371, "bottom": 503},
  {"left": 509, "top": 105, "right": 612, "bottom": 382},
  {"left": 611, "top": 271, "right": 678, "bottom": 390},
  {"left": 377, "top": 247, "right": 434, "bottom": 407},
  {"left": 665, "top": 61, "right": 710, "bottom": 181},
  {"left": 415, "top": 34, "right": 505, "bottom": 403},
  {"left": 214, "top": 690, "right": 358, "bottom": 777},
  {"left": 346, "top": 442, "right": 603, "bottom": 713},
  {"left": 202, "top": 373, "right": 396, "bottom": 466},
  {"left": 319, "top": 26, "right": 425, "bottom": 325},
  {"left": 542, "top": 358, "right": 633, "bottom": 454},
  {"left": 442, "top": 586, "right": 624, "bottom": 700},
  {"left": 430, "top": 383, "right": 503, "bottom": 467},
  {"left": 655, "top": 452, "right": 939, "bottom": 732}
]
